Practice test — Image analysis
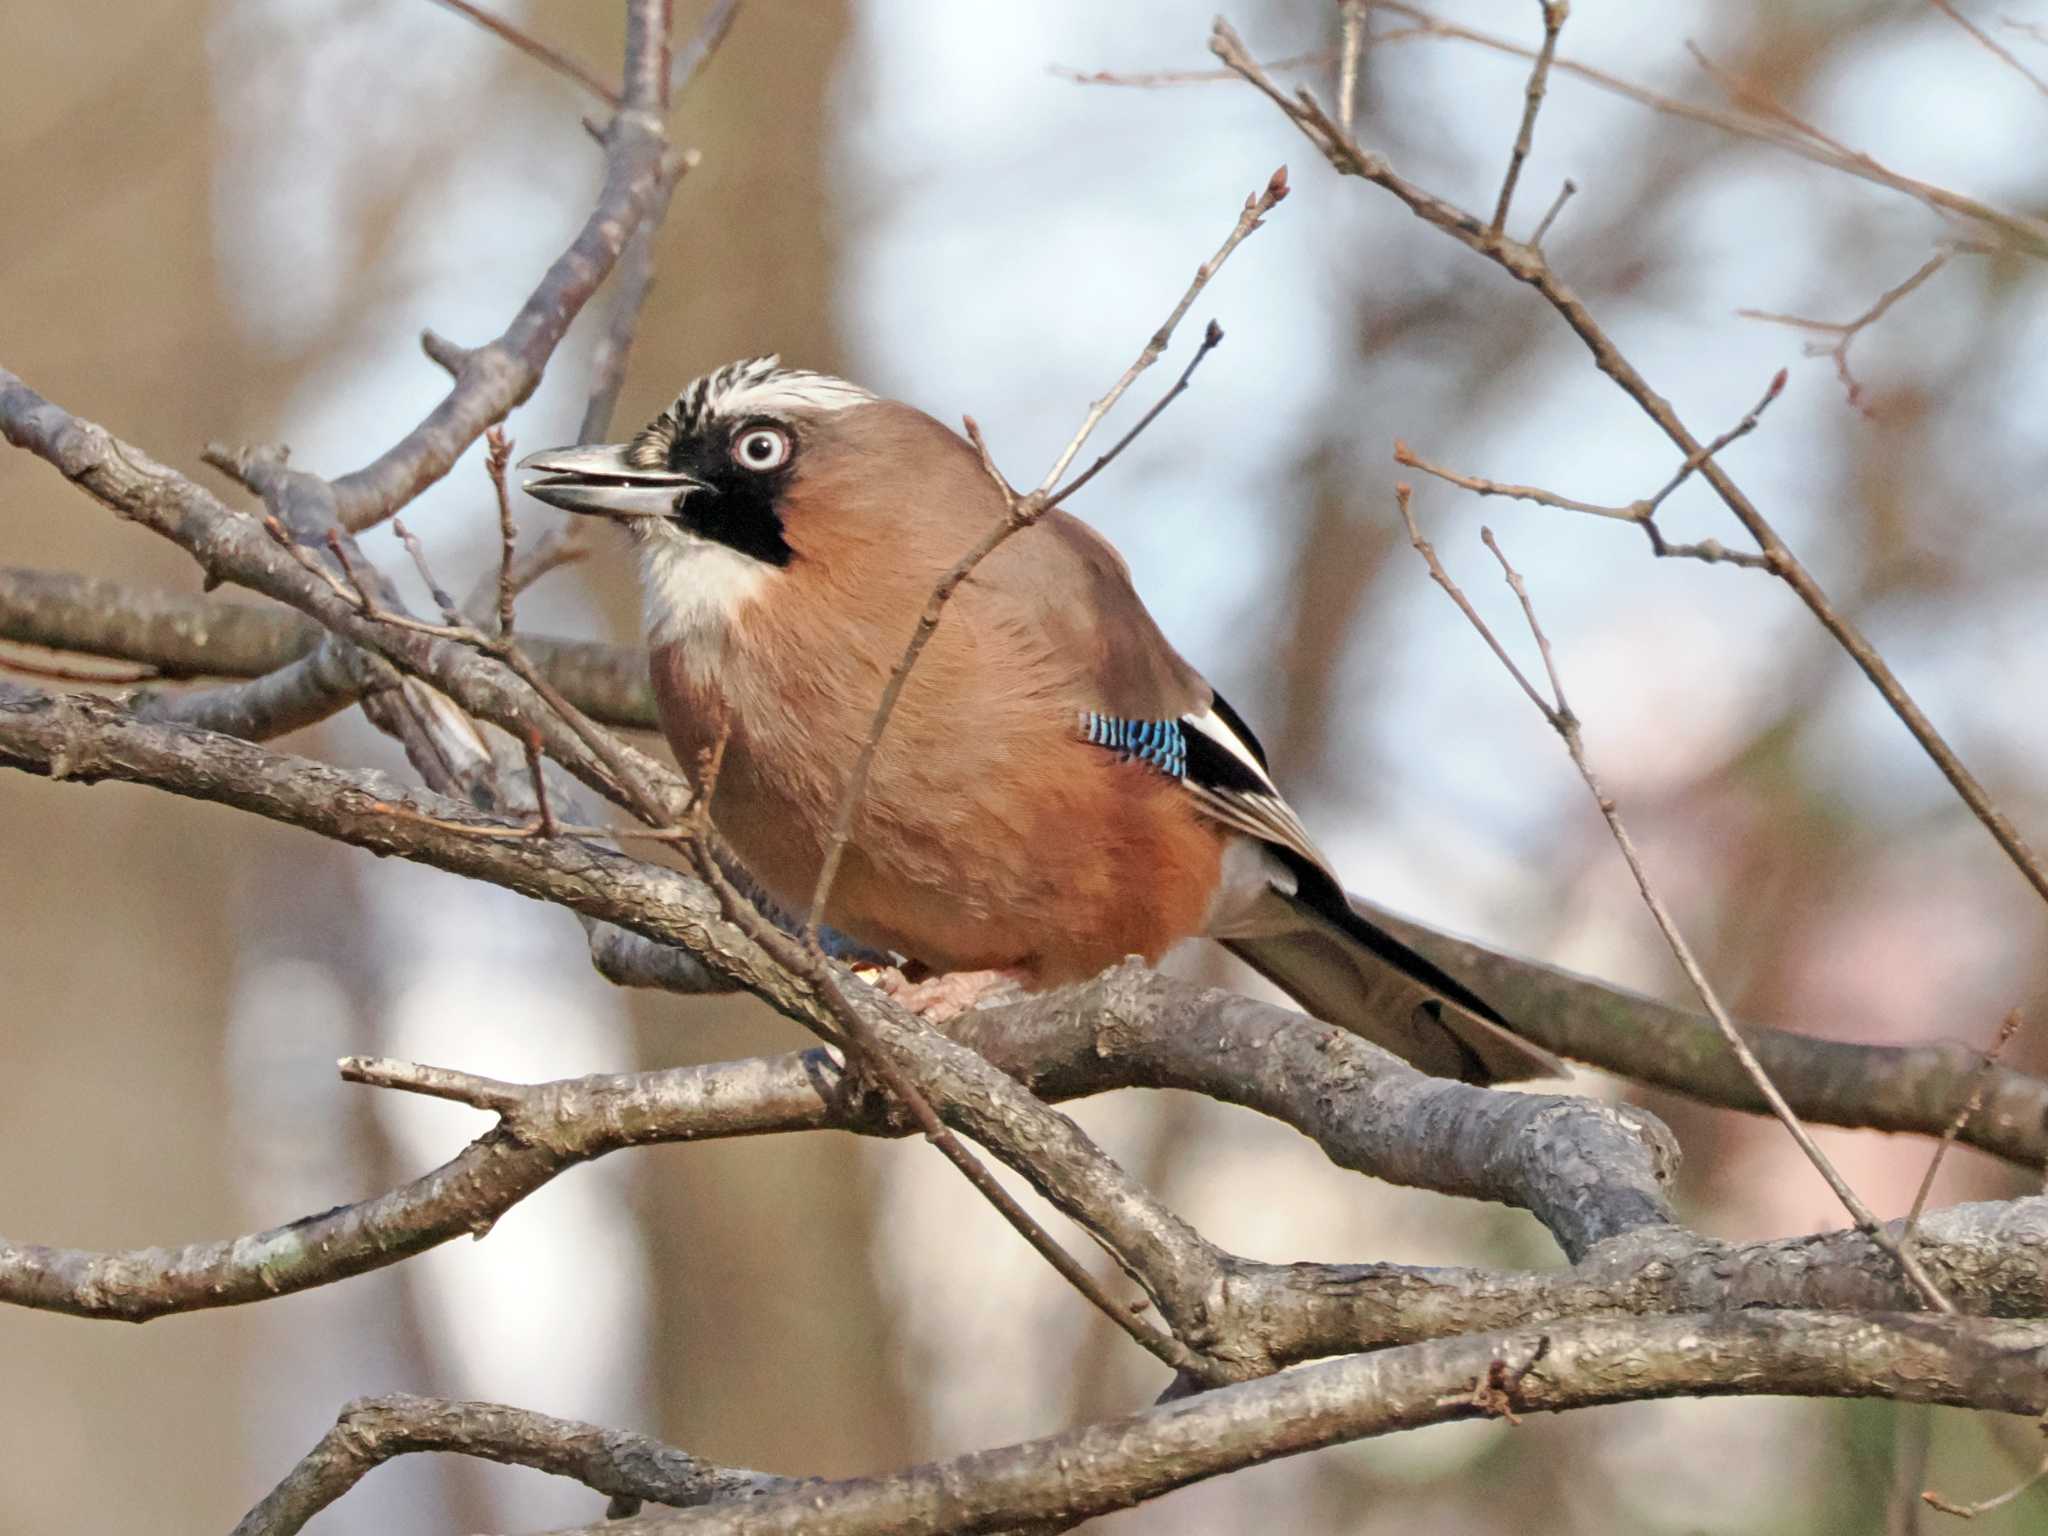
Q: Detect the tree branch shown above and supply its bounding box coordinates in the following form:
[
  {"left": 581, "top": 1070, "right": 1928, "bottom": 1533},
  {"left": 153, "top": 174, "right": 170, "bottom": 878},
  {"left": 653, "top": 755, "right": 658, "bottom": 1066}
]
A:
[
  {"left": 232, "top": 1394, "right": 793, "bottom": 1536},
  {"left": 5, "top": 557, "right": 2045, "bottom": 1163},
  {"left": 1212, "top": 17, "right": 2048, "bottom": 917},
  {"left": 326, "top": 2, "right": 679, "bottom": 529},
  {"left": 568, "top": 1312, "right": 2048, "bottom": 1536}
]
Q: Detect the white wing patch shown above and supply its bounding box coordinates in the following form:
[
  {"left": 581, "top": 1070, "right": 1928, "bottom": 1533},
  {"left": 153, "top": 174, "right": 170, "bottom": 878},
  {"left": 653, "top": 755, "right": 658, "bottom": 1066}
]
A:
[
  {"left": 1184, "top": 708, "right": 1280, "bottom": 792},
  {"left": 1178, "top": 708, "right": 1330, "bottom": 875}
]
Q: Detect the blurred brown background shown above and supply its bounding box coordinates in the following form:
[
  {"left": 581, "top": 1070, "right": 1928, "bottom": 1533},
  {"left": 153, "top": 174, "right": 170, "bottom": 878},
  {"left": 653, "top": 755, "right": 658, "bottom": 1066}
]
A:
[{"left": 6, "top": 2, "right": 2048, "bottom": 1531}]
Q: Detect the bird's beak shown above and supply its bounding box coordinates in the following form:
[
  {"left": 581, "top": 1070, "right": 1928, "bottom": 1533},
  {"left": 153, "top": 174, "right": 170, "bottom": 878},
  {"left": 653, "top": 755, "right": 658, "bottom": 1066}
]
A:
[{"left": 517, "top": 443, "right": 707, "bottom": 519}]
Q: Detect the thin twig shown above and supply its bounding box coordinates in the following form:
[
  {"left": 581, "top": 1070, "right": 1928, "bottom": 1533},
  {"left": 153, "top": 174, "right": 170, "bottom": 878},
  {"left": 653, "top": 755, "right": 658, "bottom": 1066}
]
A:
[
  {"left": 1636, "top": 366, "right": 1787, "bottom": 515},
  {"left": 390, "top": 520, "right": 464, "bottom": 626},
  {"left": 1338, "top": 0, "right": 1366, "bottom": 130},
  {"left": 0, "top": 649, "right": 157, "bottom": 684},
  {"left": 1739, "top": 251, "right": 1954, "bottom": 414},
  {"left": 1393, "top": 369, "right": 1786, "bottom": 572},
  {"left": 1923, "top": 1440, "right": 2048, "bottom": 1518},
  {"left": 1929, "top": 0, "right": 2048, "bottom": 101},
  {"left": 671, "top": 0, "right": 743, "bottom": 96},
  {"left": 677, "top": 824, "right": 1227, "bottom": 1384},
  {"left": 1213, "top": 17, "right": 2048, "bottom": 915},
  {"left": 1397, "top": 490, "right": 1955, "bottom": 1314},
  {"left": 1036, "top": 166, "right": 1287, "bottom": 496},
  {"left": 1049, "top": 51, "right": 1328, "bottom": 88},
  {"left": 425, "top": 0, "right": 621, "bottom": 106},
  {"left": 1529, "top": 177, "right": 1576, "bottom": 248},
  {"left": 1490, "top": 1, "right": 1568, "bottom": 238},
  {"left": 1394, "top": 488, "right": 1553, "bottom": 720},
  {"left": 774, "top": 177, "right": 1290, "bottom": 1385},
  {"left": 1045, "top": 319, "right": 1226, "bottom": 511},
  {"left": 1684, "top": 38, "right": 1859, "bottom": 160},
  {"left": 339, "top": 1055, "right": 528, "bottom": 1116},
  {"left": 1365, "top": 3, "right": 2048, "bottom": 260},
  {"left": 485, "top": 428, "right": 519, "bottom": 639},
  {"left": 1903, "top": 1010, "right": 2026, "bottom": 1245},
  {"left": 523, "top": 727, "right": 558, "bottom": 839},
  {"left": 801, "top": 174, "right": 1283, "bottom": 940},
  {"left": 356, "top": 509, "right": 673, "bottom": 819},
  {"left": 1085, "top": 5, "right": 2048, "bottom": 257}
]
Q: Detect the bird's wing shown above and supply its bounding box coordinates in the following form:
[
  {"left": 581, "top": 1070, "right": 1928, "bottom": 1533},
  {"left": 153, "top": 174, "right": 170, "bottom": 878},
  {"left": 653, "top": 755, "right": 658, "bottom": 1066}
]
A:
[
  {"left": 992, "top": 511, "right": 1332, "bottom": 872},
  {"left": 993, "top": 514, "right": 1560, "bottom": 1082}
]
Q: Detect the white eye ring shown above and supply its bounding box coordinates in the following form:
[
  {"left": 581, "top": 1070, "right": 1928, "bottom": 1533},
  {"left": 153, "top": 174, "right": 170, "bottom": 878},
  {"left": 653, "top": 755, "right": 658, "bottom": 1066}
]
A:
[{"left": 734, "top": 425, "right": 791, "bottom": 472}]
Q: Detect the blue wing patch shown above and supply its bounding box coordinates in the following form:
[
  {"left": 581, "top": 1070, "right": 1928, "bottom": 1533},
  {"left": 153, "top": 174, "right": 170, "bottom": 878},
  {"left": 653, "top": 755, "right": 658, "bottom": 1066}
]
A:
[{"left": 1080, "top": 711, "right": 1187, "bottom": 778}]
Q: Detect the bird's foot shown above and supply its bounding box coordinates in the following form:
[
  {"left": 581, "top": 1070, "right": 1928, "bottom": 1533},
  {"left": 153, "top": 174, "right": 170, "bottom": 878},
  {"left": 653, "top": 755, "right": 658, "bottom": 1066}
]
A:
[{"left": 867, "top": 965, "right": 1028, "bottom": 1022}]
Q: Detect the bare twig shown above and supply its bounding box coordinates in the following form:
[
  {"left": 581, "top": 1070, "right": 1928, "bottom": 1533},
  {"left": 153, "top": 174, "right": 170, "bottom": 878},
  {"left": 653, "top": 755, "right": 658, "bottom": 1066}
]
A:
[
  {"left": 1037, "top": 167, "right": 1286, "bottom": 496},
  {"left": 1923, "top": 1435, "right": 2048, "bottom": 1518},
  {"left": 1490, "top": 1, "right": 1568, "bottom": 239},
  {"left": 1044, "top": 318, "right": 1227, "bottom": 511},
  {"left": 1061, "top": 5, "right": 2048, "bottom": 256},
  {"left": 1049, "top": 51, "right": 1327, "bottom": 89},
  {"left": 329, "top": 2, "right": 676, "bottom": 528},
  {"left": 426, "top": 0, "right": 621, "bottom": 106},
  {"left": 1212, "top": 17, "right": 2048, "bottom": 916},
  {"left": 1370, "top": 3, "right": 2048, "bottom": 260},
  {"left": 231, "top": 1393, "right": 791, "bottom": 1536},
  {"left": 1529, "top": 176, "right": 1576, "bottom": 248},
  {"left": 1740, "top": 251, "right": 1955, "bottom": 413},
  {"left": 1392, "top": 369, "right": 1786, "bottom": 572},
  {"left": 380, "top": 509, "right": 679, "bottom": 822},
  {"left": 1929, "top": 0, "right": 2048, "bottom": 101},
  {"left": 485, "top": 427, "right": 520, "bottom": 637},
  {"left": 522, "top": 727, "right": 559, "bottom": 838},
  {"left": 0, "top": 648, "right": 156, "bottom": 684},
  {"left": 1395, "top": 493, "right": 1954, "bottom": 1313},
  {"left": 803, "top": 172, "right": 1284, "bottom": 941},
  {"left": 1338, "top": 0, "right": 1366, "bottom": 130},
  {"left": 676, "top": 825, "right": 1228, "bottom": 1385},
  {"left": 1903, "top": 1010, "right": 2027, "bottom": 1244},
  {"left": 671, "top": 0, "right": 744, "bottom": 96}
]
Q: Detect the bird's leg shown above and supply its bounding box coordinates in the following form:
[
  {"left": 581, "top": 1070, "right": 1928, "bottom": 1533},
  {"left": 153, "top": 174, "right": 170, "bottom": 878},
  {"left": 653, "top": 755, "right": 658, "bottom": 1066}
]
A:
[{"left": 868, "top": 965, "right": 1029, "bottom": 1022}]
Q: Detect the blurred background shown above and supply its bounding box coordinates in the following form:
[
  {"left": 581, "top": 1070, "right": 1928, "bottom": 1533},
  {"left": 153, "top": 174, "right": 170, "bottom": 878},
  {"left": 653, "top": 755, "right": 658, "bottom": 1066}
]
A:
[{"left": 6, "top": 1, "right": 2048, "bottom": 1530}]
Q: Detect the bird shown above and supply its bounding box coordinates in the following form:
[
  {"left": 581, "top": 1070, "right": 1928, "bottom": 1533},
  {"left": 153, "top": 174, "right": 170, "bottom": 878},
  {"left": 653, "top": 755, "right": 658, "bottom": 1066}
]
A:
[{"left": 519, "top": 356, "right": 1563, "bottom": 1083}]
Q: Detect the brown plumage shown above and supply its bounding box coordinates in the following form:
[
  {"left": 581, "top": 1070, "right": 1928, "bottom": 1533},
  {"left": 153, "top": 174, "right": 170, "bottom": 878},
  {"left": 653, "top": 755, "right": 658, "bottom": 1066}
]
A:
[
  {"left": 520, "top": 357, "right": 1563, "bottom": 1083},
  {"left": 649, "top": 400, "right": 1221, "bottom": 981}
]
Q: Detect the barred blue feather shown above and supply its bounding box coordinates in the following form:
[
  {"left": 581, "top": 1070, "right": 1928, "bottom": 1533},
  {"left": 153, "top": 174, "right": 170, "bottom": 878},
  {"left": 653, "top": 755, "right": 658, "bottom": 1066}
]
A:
[{"left": 1080, "top": 710, "right": 1188, "bottom": 778}]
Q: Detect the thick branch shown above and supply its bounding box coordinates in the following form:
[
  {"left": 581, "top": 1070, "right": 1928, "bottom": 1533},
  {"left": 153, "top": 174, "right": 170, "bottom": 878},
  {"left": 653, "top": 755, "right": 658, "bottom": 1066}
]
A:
[
  {"left": 0, "top": 372, "right": 677, "bottom": 813},
  {"left": 3, "top": 560, "right": 2043, "bottom": 1163},
  {"left": 1373, "top": 904, "right": 2048, "bottom": 1169},
  {"left": 582, "top": 1312, "right": 2048, "bottom": 1536},
  {"left": 0, "top": 686, "right": 1233, "bottom": 1353},
  {"left": 952, "top": 966, "right": 1676, "bottom": 1262}
]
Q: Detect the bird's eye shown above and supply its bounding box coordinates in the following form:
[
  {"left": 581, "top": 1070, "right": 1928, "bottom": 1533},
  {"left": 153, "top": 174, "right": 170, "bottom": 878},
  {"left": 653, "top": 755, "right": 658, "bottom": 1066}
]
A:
[{"left": 733, "top": 426, "right": 791, "bottom": 473}]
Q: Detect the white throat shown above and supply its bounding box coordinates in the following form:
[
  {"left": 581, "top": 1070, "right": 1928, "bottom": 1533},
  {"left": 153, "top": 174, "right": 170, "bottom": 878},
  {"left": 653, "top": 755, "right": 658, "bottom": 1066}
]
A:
[{"left": 639, "top": 532, "right": 771, "bottom": 678}]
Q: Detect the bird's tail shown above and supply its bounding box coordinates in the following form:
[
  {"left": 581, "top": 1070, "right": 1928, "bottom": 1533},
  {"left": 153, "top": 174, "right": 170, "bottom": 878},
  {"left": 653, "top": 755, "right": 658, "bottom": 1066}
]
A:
[{"left": 1222, "top": 886, "right": 1564, "bottom": 1085}]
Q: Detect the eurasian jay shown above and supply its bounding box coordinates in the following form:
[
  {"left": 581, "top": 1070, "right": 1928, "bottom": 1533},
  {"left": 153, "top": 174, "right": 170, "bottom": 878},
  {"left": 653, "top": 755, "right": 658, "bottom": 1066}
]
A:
[{"left": 521, "top": 357, "right": 1561, "bottom": 1083}]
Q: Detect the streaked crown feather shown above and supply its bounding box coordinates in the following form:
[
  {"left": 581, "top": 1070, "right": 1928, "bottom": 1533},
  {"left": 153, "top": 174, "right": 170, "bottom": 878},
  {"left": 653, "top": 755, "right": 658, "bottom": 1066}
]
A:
[{"left": 641, "top": 355, "right": 875, "bottom": 454}]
